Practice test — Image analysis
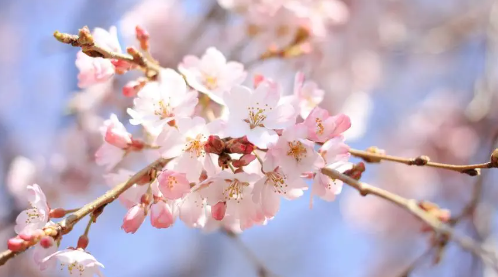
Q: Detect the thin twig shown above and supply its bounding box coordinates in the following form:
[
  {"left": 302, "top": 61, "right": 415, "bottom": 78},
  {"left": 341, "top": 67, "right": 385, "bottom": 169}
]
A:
[
  {"left": 321, "top": 168, "right": 498, "bottom": 269},
  {"left": 349, "top": 148, "right": 494, "bottom": 176},
  {"left": 0, "top": 158, "right": 169, "bottom": 267},
  {"left": 222, "top": 229, "right": 277, "bottom": 277},
  {"left": 53, "top": 27, "right": 161, "bottom": 74}
]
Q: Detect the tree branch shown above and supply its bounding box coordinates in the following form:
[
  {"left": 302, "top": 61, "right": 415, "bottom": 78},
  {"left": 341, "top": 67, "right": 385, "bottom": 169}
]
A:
[
  {"left": 349, "top": 148, "right": 495, "bottom": 176},
  {"left": 321, "top": 168, "right": 498, "bottom": 269},
  {"left": 53, "top": 27, "right": 161, "bottom": 75},
  {"left": 0, "top": 157, "right": 169, "bottom": 267}
]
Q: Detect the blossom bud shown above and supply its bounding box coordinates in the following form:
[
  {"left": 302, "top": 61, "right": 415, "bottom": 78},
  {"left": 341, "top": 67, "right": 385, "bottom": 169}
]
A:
[
  {"left": 150, "top": 202, "right": 174, "bottom": 229},
  {"left": 111, "top": 60, "right": 133, "bottom": 74},
  {"left": 19, "top": 231, "right": 34, "bottom": 241},
  {"left": 218, "top": 153, "right": 232, "bottom": 169},
  {"left": 253, "top": 74, "right": 265, "bottom": 88},
  {"left": 77, "top": 235, "right": 89, "bottom": 249},
  {"left": 232, "top": 154, "right": 256, "bottom": 168},
  {"left": 40, "top": 236, "right": 55, "bottom": 249},
  {"left": 211, "top": 202, "right": 227, "bottom": 221},
  {"left": 105, "top": 123, "right": 132, "bottom": 149},
  {"left": 128, "top": 139, "right": 145, "bottom": 151},
  {"left": 123, "top": 78, "right": 147, "bottom": 97},
  {"left": 77, "top": 26, "right": 94, "bottom": 46},
  {"left": 49, "top": 208, "right": 67, "bottom": 218},
  {"left": 135, "top": 25, "right": 150, "bottom": 51},
  {"left": 226, "top": 137, "right": 254, "bottom": 154},
  {"left": 204, "top": 135, "right": 225, "bottom": 155},
  {"left": 8, "top": 237, "right": 26, "bottom": 252},
  {"left": 122, "top": 204, "right": 146, "bottom": 234}
]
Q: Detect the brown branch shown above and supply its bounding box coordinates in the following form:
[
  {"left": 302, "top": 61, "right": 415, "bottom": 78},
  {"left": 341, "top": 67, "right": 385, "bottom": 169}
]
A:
[
  {"left": 321, "top": 168, "right": 498, "bottom": 269},
  {"left": 53, "top": 26, "right": 161, "bottom": 76},
  {"left": 0, "top": 157, "right": 169, "bottom": 267},
  {"left": 349, "top": 148, "right": 495, "bottom": 176}
]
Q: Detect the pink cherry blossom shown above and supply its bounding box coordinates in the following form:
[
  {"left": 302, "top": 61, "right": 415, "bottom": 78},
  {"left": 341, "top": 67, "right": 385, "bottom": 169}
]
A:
[
  {"left": 158, "top": 170, "right": 191, "bottom": 200},
  {"left": 95, "top": 114, "right": 133, "bottom": 171},
  {"left": 122, "top": 204, "right": 147, "bottom": 234},
  {"left": 75, "top": 26, "right": 121, "bottom": 88},
  {"left": 14, "top": 184, "right": 50, "bottom": 235},
  {"left": 252, "top": 157, "right": 308, "bottom": 218},
  {"left": 284, "top": 0, "right": 349, "bottom": 37},
  {"left": 42, "top": 248, "right": 104, "bottom": 277},
  {"left": 223, "top": 81, "right": 296, "bottom": 148},
  {"left": 156, "top": 117, "right": 221, "bottom": 181},
  {"left": 150, "top": 201, "right": 176, "bottom": 228},
  {"left": 178, "top": 190, "right": 208, "bottom": 228},
  {"left": 211, "top": 202, "right": 227, "bottom": 221},
  {"left": 319, "top": 136, "right": 350, "bottom": 164},
  {"left": 293, "top": 72, "right": 325, "bottom": 119},
  {"left": 267, "top": 124, "right": 323, "bottom": 179},
  {"left": 200, "top": 171, "right": 263, "bottom": 229},
  {"left": 179, "top": 47, "right": 246, "bottom": 104},
  {"left": 303, "top": 107, "right": 351, "bottom": 142},
  {"left": 311, "top": 162, "right": 351, "bottom": 202},
  {"left": 103, "top": 114, "right": 132, "bottom": 148},
  {"left": 127, "top": 69, "right": 198, "bottom": 133}
]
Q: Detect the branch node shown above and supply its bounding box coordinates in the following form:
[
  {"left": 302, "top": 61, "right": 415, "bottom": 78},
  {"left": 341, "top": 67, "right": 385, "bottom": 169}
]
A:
[
  {"left": 462, "top": 168, "right": 480, "bottom": 176},
  {"left": 411, "top": 155, "right": 430, "bottom": 166}
]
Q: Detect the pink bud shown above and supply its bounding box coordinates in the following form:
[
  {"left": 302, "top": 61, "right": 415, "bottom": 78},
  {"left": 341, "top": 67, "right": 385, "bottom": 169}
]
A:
[
  {"left": 150, "top": 202, "right": 174, "bottom": 229},
  {"left": 232, "top": 154, "right": 256, "bottom": 168},
  {"left": 105, "top": 122, "right": 132, "bottom": 149},
  {"left": 211, "top": 202, "right": 227, "bottom": 221},
  {"left": 49, "top": 208, "right": 67, "bottom": 218},
  {"left": 121, "top": 205, "right": 146, "bottom": 234},
  {"left": 8, "top": 237, "right": 26, "bottom": 252},
  {"left": 204, "top": 135, "right": 225, "bottom": 155},
  {"left": 19, "top": 230, "right": 34, "bottom": 241},
  {"left": 77, "top": 235, "right": 89, "bottom": 249},
  {"left": 253, "top": 74, "right": 265, "bottom": 88},
  {"left": 111, "top": 60, "right": 132, "bottom": 74},
  {"left": 40, "top": 236, "right": 55, "bottom": 249},
  {"left": 122, "top": 78, "right": 147, "bottom": 97}
]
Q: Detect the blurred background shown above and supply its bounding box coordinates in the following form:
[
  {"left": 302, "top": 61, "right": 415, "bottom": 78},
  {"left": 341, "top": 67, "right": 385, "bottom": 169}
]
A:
[{"left": 1, "top": 0, "right": 498, "bottom": 276}]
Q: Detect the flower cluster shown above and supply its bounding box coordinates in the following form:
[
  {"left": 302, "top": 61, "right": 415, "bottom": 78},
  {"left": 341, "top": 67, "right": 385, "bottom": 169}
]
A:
[
  {"left": 87, "top": 35, "right": 352, "bottom": 234},
  {"left": 10, "top": 22, "right": 351, "bottom": 276}
]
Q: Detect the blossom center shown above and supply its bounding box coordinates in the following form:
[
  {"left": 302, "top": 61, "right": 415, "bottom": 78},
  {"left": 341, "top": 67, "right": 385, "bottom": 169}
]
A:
[
  {"left": 223, "top": 179, "right": 249, "bottom": 202},
  {"left": 183, "top": 134, "right": 206, "bottom": 158},
  {"left": 265, "top": 171, "right": 288, "bottom": 194},
  {"left": 166, "top": 176, "right": 178, "bottom": 189},
  {"left": 63, "top": 261, "right": 85, "bottom": 275},
  {"left": 154, "top": 99, "right": 173, "bottom": 119},
  {"left": 203, "top": 74, "right": 218, "bottom": 90},
  {"left": 287, "top": 141, "right": 307, "bottom": 161},
  {"left": 245, "top": 103, "right": 271, "bottom": 129},
  {"left": 315, "top": 118, "right": 324, "bottom": 135},
  {"left": 24, "top": 207, "right": 42, "bottom": 224}
]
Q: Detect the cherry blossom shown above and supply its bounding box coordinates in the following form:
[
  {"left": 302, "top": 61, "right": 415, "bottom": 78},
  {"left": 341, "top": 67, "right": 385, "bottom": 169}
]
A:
[
  {"left": 319, "top": 136, "right": 350, "bottom": 164},
  {"left": 293, "top": 72, "right": 325, "bottom": 119},
  {"left": 150, "top": 201, "right": 176, "bottom": 229},
  {"left": 33, "top": 238, "right": 58, "bottom": 271},
  {"left": 311, "top": 162, "right": 352, "bottom": 202},
  {"left": 303, "top": 107, "right": 351, "bottom": 143},
  {"left": 42, "top": 248, "right": 104, "bottom": 277},
  {"left": 14, "top": 184, "right": 50, "bottom": 235},
  {"left": 127, "top": 69, "right": 198, "bottom": 133},
  {"left": 156, "top": 117, "right": 220, "bottom": 180},
  {"left": 95, "top": 114, "right": 133, "bottom": 171},
  {"left": 122, "top": 204, "right": 147, "bottom": 234},
  {"left": 223, "top": 82, "right": 296, "bottom": 148},
  {"left": 179, "top": 47, "right": 246, "bottom": 105},
  {"left": 266, "top": 124, "right": 323, "bottom": 179},
  {"left": 252, "top": 158, "right": 308, "bottom": 218},
  {"left": 157, "top": 170, "right": 191, "bottom": 200},
  {"left": 200, "top": 171, "right": 264, "bottom": 229},
  {"left": 75, "top": 26, "right": 122, "bottom": 88},
  {"left": 284, "top": 0, "right": 349, "bottom": 36}
]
